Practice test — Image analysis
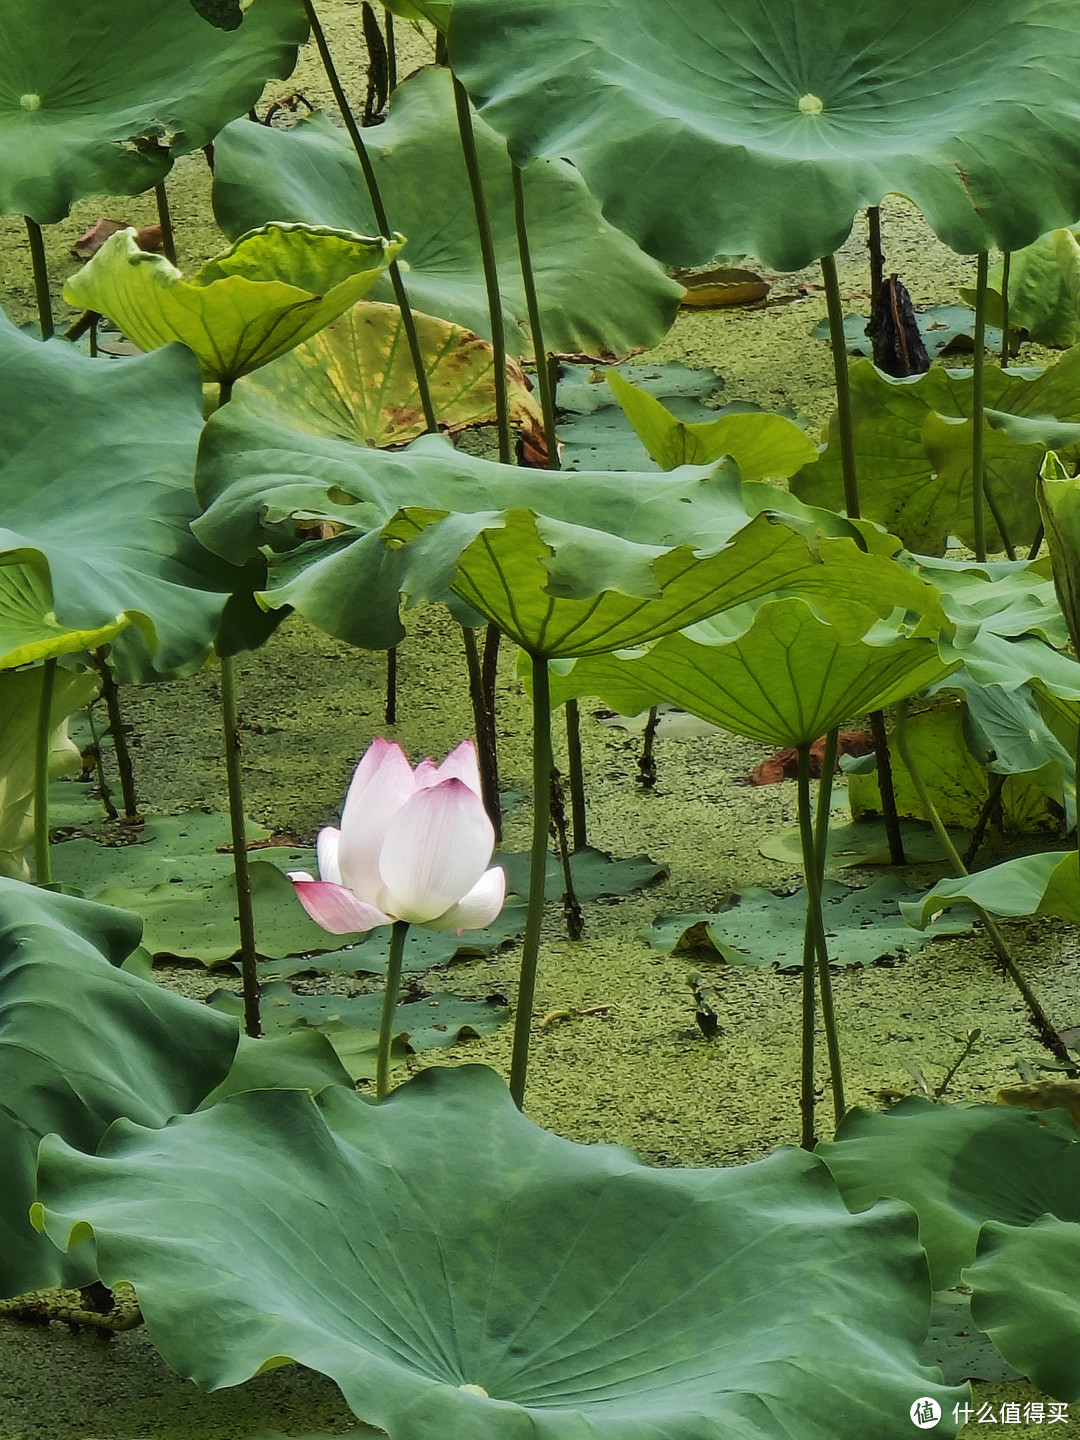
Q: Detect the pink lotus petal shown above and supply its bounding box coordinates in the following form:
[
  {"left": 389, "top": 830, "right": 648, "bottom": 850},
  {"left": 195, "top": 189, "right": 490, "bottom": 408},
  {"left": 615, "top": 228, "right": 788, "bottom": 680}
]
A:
[
  {"left": 425, "top": 865, "right": 507, "bottom": 932},
  {"left": 378, "top": 778, "right": 495, "bottom": 924},
  {"left": 316, "top": 827, "right": 342, "bottom": 885},
  {"left": 434, "top": 739, "right": 483, "bottom": 798},
  {"left": 291, "top": 879, "right": 392, "bottom": 935},
  {"left": 338, "top": 739, "right": 416, "bottom": 905},
  {"left": 412, "top": 758, "right": 439, "bottom": 789}
]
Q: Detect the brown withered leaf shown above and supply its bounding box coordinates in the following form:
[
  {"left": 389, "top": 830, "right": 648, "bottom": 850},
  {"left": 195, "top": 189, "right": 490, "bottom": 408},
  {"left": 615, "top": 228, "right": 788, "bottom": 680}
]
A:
[
  {"left": 746, "top": 731, "right": 875, "bottom": 785},
  {"left": 72, "top": 219, "right": 163, "bottom": 260}
]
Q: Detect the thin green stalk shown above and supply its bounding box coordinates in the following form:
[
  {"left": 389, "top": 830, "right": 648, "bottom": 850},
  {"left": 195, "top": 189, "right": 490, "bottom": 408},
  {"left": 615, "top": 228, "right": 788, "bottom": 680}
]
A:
[
  {"left": 810, "top": 729, "right": 845, "bottom": 1130},
  {"left": 509, "top": 653, "right": 553, "bottom": 1108},
  {"left": 452, "top": 74, "right": 511, "bottom": 464},
  {"left": 511, "top": 160, "right": 558, "bottom": 462},
  {"left": 219, "top": 376, "right": 234, "bottom": 408},
  {"left": 867, "top": 206, "right": 884, "bottom": 315},
  {"left": 84, "top": 702, "right": 118, "bottom": 820},
  {"left": 972, "top": 251, "right": 989, "bottom": 563},
  {"left": 33, "top": 659, "right": 57, "bottom": 886},
  {"left": 461, "top": 624, "right": 501, "bottom": 836},
  {"left": 299, "top": 0, "right": 437, "bottom": 432},
  {"left": 24, "top": 217, "right": 53, "bottom": 340},
  {"left": 385, "top": 644, "right": 397, "bottom": 725},
  {"left": 820, "top": 251, "right": 859, "bottom": 518},
  {"left": 154, "top": 182, "right": 177, "bottom": 265},
  {"left": 1000, "top": 251, "right": 1012, "bottom": 369},
  {"left": 869, "top": 708, "right": 906, "bottom": 865},
  {"left": 895, "top": 700, "right": 1074, "bottom": 1068},
  {"left": 1028, "top": 523, "right": 1045, "bottom": 563},
  {"left": 220, "top": 654, "right": 260, "bottom": 1039},
  {"left": 384, "top": 9, "right": 397, "bottom": 94},
  {"left": 377, "top": 920, "right": 409, "bottom": 1098}
]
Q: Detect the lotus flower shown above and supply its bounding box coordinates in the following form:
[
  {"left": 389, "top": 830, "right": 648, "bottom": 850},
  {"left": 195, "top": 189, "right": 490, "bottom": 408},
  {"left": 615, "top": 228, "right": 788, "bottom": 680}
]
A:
[{"left": 290, "top": 738, "right": 506, "bottom": 934}]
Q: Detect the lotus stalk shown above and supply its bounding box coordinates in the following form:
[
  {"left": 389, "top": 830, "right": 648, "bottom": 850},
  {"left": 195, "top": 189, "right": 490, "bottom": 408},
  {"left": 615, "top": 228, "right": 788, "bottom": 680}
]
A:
[
  {"left": 24, "top": 218, "right": 53, "bottom": 340},
  {"left": 32, "top": 658, "right": 56, "bottom": 886},
  {"left": 297, "top": 0, "right": 437, "bottom": 431},
  {"left": 220, "top": 653, "right": 259, "bottom": 1039},
  {"left": 291, "top": 738, "right": 507, "bottom": 1097}
]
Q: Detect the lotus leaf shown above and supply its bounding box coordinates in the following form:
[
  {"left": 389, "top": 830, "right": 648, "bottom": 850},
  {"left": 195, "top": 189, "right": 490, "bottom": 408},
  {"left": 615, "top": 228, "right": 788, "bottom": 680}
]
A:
[
  {"left": 959, "top": 231, "right": 1080, "bottom": 348},
  {"left": 35, "top": 1064, "right": 962, "bottom": 1439},
  {"left": 818, "top": 1097, "right": 1080, "bottom": 1291},
  {"left": 901, "top": 848, "right": 1080, "bottom": 929},
  {"left": 543, "top": 598, "right": 954, "bottom": 747},
  {"left": 644, "top": 876, "right": 975, "bottom": 971},
  {"left": 605, "top": 369, "right": 818, "bottom": 479},
  {"left": 212, "top": 67, "right": 682, "bottom": 358},
  {"left": 967, "top": 1217, "right": 1080, "bottom": 1400},
  {"left": 64, "top": 223, "right": 402, "bottom": 386},
  {"left": 381, "top": 0, "right": 449, "bottom": 27},
  {"left": 0, "top": 315, "right": 267, "bottom": 680},
  {"left": 793, "top": 353, "right": 1080, "bottom": 553},
  {"left": 448, "top": 0, "right": 1080, "bottom": 269},
  {"left": 0, "top": 879, "right": 238, "bottom": 1298},
  {"left": 811, "top": 307, "right": 1006, "bottom": 362},
  {"left": 0, "top": 561, "right": 127, "bottom": 669},
  {"left": 849, "top": 699, "right": 1063, "bottom": 834},
  {"left": 0, "top": 666, "right": 98, "bottom": 880},
  {"left": 235, "top": 301, "right": 544, "bottom": 448},
  {"left": 0, "top": 0, "right": 307, "bottom": 223}
]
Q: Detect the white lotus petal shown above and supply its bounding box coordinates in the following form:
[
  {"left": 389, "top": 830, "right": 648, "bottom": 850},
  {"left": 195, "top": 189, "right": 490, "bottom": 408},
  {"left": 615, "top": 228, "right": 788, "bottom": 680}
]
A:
[
  {"left": 316, "top": 827, "right": 342, "bottom": 885},
  {"left": 433, "top": 738, "right": 483, "bottom": 798},
  {"left": 378, "top": 779, "right": 495, "bottom": 924},
  {"left": 291, "top": 880, "right": 392, "bottom": 935},
  {"left": 338, "top": 738, "right": 415, "bottom": 905},
  {"left": 425, "top": 866, "right": 507, "bottom": 932}
]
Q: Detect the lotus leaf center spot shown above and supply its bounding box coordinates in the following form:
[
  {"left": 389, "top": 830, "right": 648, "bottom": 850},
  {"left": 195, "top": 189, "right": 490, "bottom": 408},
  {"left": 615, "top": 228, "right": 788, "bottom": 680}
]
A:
[
  {"left": 798, "top": 93, "right": 824, "bottom": 116},
  {"left": 459, "top": 1384, "right": 489, "bottom": 1397},
  {"left": 19, "top": 94, "right": 41, "bottom": 112}
]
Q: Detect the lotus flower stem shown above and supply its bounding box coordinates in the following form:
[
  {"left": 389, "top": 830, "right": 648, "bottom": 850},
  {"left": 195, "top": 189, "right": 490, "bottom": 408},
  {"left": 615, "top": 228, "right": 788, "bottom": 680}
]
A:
[
  {"left": 565, "top": 698, "right": 588, "bottom": 848},
  {"left": 819, "top": 252, "right": 860, "bottom": 519},
  {"left": 452, "top": 74, "right": 511, "bottom": 464},
  {"left": 511, "top": 161, "right": 559, "bottom": 462},
  {"left": 509, "top": 653, "right": 554, "bottom": 1108},
  {"left": 384, "top": 10, "right": 397, "bottom": 94},
  {"left": 385, "top": 645, "right": 397, "bottom": 725},
  {"left": 971, "top": 251, "right": 989, "bottom": 562},
  {"left": 92, "top": 648, "right": 138, "bottom": 821},
  {"left": 24, "top": 218, "right": 53, "bottom": 341},
  {"left": 220, "top": 653, "right": 260, "bottom": 1039},
  {"left": 461, "top": 624, "right": 501, "bottom": 836},
  {"left": 377, "top": 920, "right": 409, "bottom": 1098},
  {"left": 299, "top": 0, "right": 437, "bottom": 433},
  {"left": 32, "top": 659, "right": 57, "bottom": 886},
  {"left": 154, "top": 182, "right": 177, "bottom": 265},
  {"left": 796, "top": 737, "right": 845, "bottom": 1145},
  {"left": 895, "top": 700, "right": 1074, "bottom": 1068},
  {"left": 1000, "top": 251, "right": 1012, "bottom": 369}
]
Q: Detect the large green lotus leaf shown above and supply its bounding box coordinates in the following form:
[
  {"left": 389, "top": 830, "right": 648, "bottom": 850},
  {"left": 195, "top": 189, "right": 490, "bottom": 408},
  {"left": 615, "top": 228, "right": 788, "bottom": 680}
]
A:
[
  {"left": 212, "top": 67, "right": 682, "bottom": 359},
  {"left": 818, "top": 1097, "right": 1080, "bottom": 1291},
  {"left": 793, "top": 354, "right": 1080, "bottom": 553},
  {"left": 0, "top": 666, "right": 98, "bottom": 880},
  {"left": 914, "top": 555, "right": 1068, "bottom": 651},
  {"left": 0, "top": 562, "right": 128, "bottom": 668},
  {"left": 34, "top": 1065, "right": 962, "bottom": 1440},
  {"left": 448, "top": 0, "right": 1080, "bottom": 270},
  {"left": 849, "top": 699, "right": 1062, "bottom": 834},
  {"left": 0, "top": 0, "right": 307, "bottom": 224},
  {"left": 64, "top": 224, "right": 401, "bottom": 385},
  {"left": 0, "top": 315, "right": 267, "bottom": 680},
  {"left": 235, "top": 301, "right": 544, "bottom": 448},
  {"left": 381, "top": 0, "right": 449, "bottom": 27},
  {"left": 194, "top": 414, "right": 946, "bottom": 655},
  {"left": 0, "top": 878, "right": 238, "bottom": 1299},
  {"left": 901, "top": 848, "right": 1080, "bottom": 929},
  {"left": 967, "top": 1217, "right": 1080, "bottom": 1400},
  {"left": 959, "top": 230, "right": 1080, "bottom": 348},
  {"left": 543, "top": 598, "right": 954, "bottom": 746},
  {"left": 605, "top": 370, "right": 817, "bottom": 479},
  {"left": 644, "top": 876, "right": 975, "bottom": 972}
]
